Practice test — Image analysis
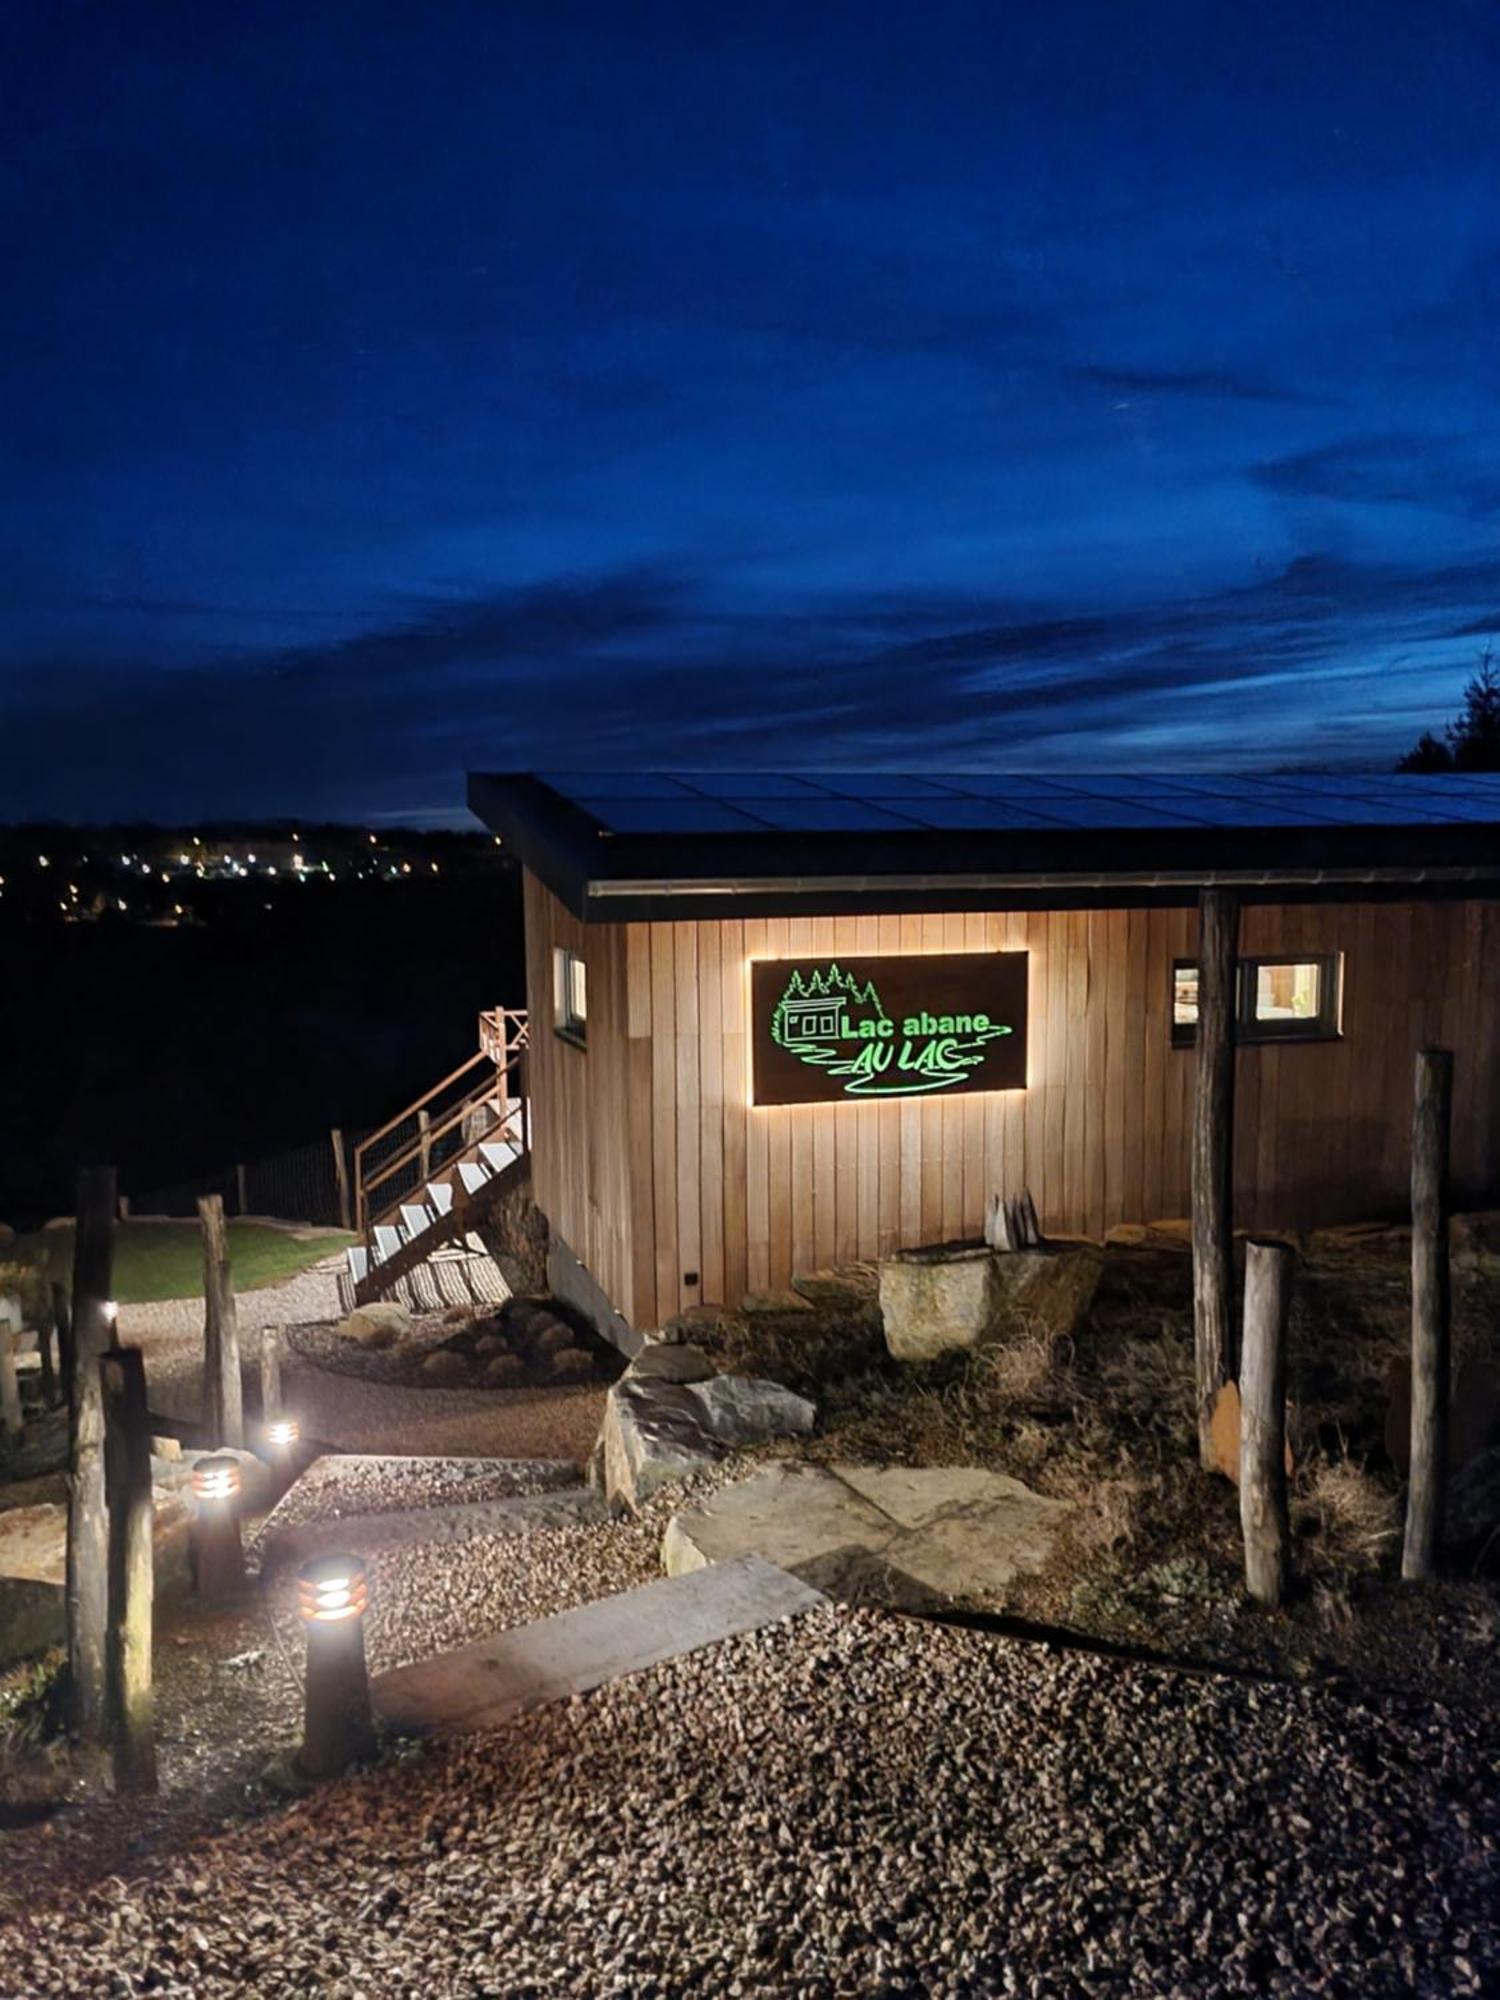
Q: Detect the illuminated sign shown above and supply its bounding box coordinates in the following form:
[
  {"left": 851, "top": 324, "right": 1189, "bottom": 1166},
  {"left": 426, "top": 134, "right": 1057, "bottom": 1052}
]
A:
[{"left": 750, "top": 953, "right": 1028, "bottom": 1105}]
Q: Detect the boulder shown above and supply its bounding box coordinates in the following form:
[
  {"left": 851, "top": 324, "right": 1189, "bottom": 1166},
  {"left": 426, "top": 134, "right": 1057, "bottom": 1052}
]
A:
[
  {"left": 536, "top": 1322, "right": 576, "bottom": 1358},
  {"left": 550, "top": 1347, "right": 596, "bottom": 1383},
  {"left": 0, "top": 1576, "right": 63, "bottom": 1666},
  {"left": 483, "top": 1353, "right": 527, "bottom": 1389},
  {"left": 991, "top": 1247, "right": 1104, "bottom": 1342},
  {"left": 626, "top": 1342, "right": 716, "bottom": 1386},
  {"left": 789, "top": 1264, "right": 880, "bottom": 1311},
  {"left": 1451, "top": 1210, "right": 1500, "bottom": 1272},
  {"left": 0, "top": 1493, "right": 193, "bottom": 1604},
  {"left": 420, "top": 1349, "right": 470, "bottom": 1386},
  {"left": 685, "top": 1373, "right": 816, "bottom": 1444},
  {"left": 339, "top": 1302, "right": 413, "bottom": 1348},
  {"left": 739, "top": 1288, "right": 814, "bottom": 1319},
  {"left": 474, "top": 1333, "right": 510, "bottom": 1359},
  {"left": 150, "top": 1434, "right": 183, "bottom": 1460},
  {"left": 880, "top": 1246, "right": 1000, "bottom": 1361},
  {"left": 600, "top": 1378, "right": 728, "bottom": 1510}
]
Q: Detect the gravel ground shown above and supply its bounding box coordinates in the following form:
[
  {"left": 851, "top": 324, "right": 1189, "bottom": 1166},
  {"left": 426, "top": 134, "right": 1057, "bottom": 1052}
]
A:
[
  {"left": 251, "top": 1453, "right": 583, "bottom": 1535},
  {"left": 117, "top": 1260, "right": 607, "bottom": 1465},
  {"left": 5, "top": 1606, "right": 1497, "bottom": 1999}
]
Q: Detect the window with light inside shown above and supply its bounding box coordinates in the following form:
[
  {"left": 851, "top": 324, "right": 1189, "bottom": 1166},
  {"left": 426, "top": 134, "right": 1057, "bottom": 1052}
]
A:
[
  {"left": 554, "top": 947, "right": 587, "bottom": 1046},
  {"left": 1171, "top": 954, "right": 1341, "bottom": 1046}
]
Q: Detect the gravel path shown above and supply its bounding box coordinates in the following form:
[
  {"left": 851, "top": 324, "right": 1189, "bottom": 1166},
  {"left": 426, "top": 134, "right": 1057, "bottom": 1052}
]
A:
[
  {"left": 5, "top": 1607, "right": 1496, "bottom": 1998},
  {"left": 120, "top": 1260, "right": 606, "bottom": 1465}
]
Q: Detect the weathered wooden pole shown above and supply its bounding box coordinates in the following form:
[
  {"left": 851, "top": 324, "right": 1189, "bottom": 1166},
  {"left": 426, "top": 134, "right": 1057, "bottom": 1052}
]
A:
[
  {"left": 0, "top": 1321, "right": 21, "bottom": 1440},
  {"left": 198, "top": 1193, "right": 244, "bottom": 1448},
  {"left": 52, "top": 1280, "right": 74, "bottom": 1400},
  {"left": 1192, "top": 887, "right": 1239, "bottom": 1468},
  {"left": 418, "top": 1107, "right": 432, "bottom": 1182},
  {"left": 37, "top": 1279, "right": 59, "bottom": 1408},
  {"left": 102, "top": 1346, "right": 157, "bottom": 1793},
  {"left": 1403, "top": 1048, "right": 1453, "bottom": 1582},
  {"left": 235, "top": 1163, "right": 248, "bottom": 1216},
  {"left": 67, "top": 1165, "right": 117, "bottom": 1741},
  {"left": 331, "top": 1127, "right": 352, "bottom": 1231},
  {"left": 1240, "top": 1239, "right": 1293, "bottom": 1607}
]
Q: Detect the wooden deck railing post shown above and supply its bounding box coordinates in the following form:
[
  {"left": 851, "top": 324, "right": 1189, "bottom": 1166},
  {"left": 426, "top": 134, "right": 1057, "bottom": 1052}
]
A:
[
  {"left": 67, "top": 1164, "right": 117, "bottom": 1743},
  {"left": 1192, "top": 887, "right": 1239, "bottom": 1468},
  {"left": 331, "top": 1128, "right": 352, "bottom": 1231},
  {"left": 1403, "top": 1047, "right": 1453, "bottom": 1582}
]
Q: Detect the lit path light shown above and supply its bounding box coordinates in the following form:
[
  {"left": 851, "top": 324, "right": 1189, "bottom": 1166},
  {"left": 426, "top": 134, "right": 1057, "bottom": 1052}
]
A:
[
  {"left": 263, "top": 1416, "right": 301, "bottom": 1483},
  {"left": 190, "top": 1454, "right": 246, "bottom": 1598},
  {"left": 296, "top": 1554, "right": 375, "bottom": 1777}
]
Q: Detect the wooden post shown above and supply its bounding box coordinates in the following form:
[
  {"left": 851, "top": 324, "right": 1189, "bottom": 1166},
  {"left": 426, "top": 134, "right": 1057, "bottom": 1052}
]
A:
[
  {"left": 1403, "top": 1047, "right": 1453, "bottom": 1582},
  {"left": 1240, "top": 1239, "right": 1292, "bottom": 1607},
  {"left": 102, "top": 1346, "right": 156, "bottom": 1792},
  {"left": 261, "top": 1323, "right": 283, "bottom": 1421},
  {"left": 0, "top": 1322, "right": 21, "bottom": 1440},
  {"left": 37, "top": 1282, "right": 58, "bottom": 1408},
  {"left": 198, "top": 1194, "right": 244, "bottom": 1448},
  {"left": 1192, "top": 887, "right": 1238, "bottom": 1468},
  {"left": 67, "top": 1165, "right": 116, "bottom": 1742},
  {"left": 418, "top": 1107, "right": 432, "bottom": 1182},
  {"left": 52, "top": 1280, "right": 74, "bottom": 1400},
  {"left": 235, "top": 1163, "right": 248, "bottom": 1217},
  {"left": 331, "top": 1128, "right": 352, "bottom": 1230}
]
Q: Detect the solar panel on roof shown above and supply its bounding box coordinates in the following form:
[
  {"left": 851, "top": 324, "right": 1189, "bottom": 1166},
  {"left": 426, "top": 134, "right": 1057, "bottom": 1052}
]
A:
[
  {"left": 673, "top": 772, "right": 835, "bottom": 799},
  {"left": 539, "top": 772, "right": 694, "bottom": 800},
  {"left": 571, "top": 798, "right": 768, "bottom": 834},
  {"left": 718, "top": 797, "right": 926, "bottom": 832}
]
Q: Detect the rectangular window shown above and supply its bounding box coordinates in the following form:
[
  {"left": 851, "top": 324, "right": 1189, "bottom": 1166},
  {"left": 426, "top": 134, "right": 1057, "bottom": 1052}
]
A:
[
  {"left": 1171, "top": 953, "right": 1341, "bottom": 1047},
  {"left": 553, "top": 946, "right": 587, "bottom": 1047}
]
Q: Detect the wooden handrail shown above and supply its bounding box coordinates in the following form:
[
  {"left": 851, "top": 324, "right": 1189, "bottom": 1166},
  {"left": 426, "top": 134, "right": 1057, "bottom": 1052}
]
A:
[
  {"left": 363, "top": 1083, "right": 500, "bottom": 1204},
  {"left": 354, "top": 1048, "right": 493, "bottom": 1172},
  {"left": 366, "top": 1093, "right": 527, "bottom": 1233}
]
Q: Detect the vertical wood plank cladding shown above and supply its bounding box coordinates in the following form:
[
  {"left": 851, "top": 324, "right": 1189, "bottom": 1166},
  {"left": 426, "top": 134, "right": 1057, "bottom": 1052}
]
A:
[
  {"left": 649, "top": 924, "right": 679, "bottom": 1322},
  {"left": 743, "top": 917, "right": 770, "bottom": 1294},
  {"left": 720, "top": 918, "right": 749, "bottom": 1310},
  {"left": 521, "top": 874, "right": 1499, "bottom": 1327},
  {"left": 697, "top": 922, "right": 725, "bottom": 1307}
]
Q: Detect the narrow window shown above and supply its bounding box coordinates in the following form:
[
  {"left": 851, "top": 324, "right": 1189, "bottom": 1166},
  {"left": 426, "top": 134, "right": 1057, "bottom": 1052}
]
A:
[{"left": 554, "top": 946, "right": 587, "bottom": 1047}]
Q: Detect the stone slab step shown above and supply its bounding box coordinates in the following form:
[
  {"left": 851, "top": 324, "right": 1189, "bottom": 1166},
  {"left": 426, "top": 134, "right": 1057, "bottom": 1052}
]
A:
[{"left": 372, "top": 1553, "right": 828, "bottom": 1736}]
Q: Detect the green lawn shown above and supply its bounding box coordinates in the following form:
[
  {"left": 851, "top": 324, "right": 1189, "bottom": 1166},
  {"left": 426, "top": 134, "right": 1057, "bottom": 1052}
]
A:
[{"left": 4, "top": 1220, "right": 354, "bottom": 1304}]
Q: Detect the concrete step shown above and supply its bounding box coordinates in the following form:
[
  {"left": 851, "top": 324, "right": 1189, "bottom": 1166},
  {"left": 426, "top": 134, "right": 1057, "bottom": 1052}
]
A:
[
  {"left": 371, "top": 1553, "right": 827, "bottom": 1737},
  {"left": 399, "top": 1202, "right": 433, "bottom": 1241}
]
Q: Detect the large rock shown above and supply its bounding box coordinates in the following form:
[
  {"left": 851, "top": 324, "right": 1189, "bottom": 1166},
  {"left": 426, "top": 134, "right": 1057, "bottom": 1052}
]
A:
[
  {"left": 1451, "top": 1210, "right": 1500, "bottom": 1272},
  {"left": 627, "top": 1342, "right": 716, "bottom": 1385},
  {"left": 664, "top": 1460, "right": 1070, "bottom": 1608},
  {"left": 0, "top": 1491, "right": 194, "bottom": 1603},
  {"left": 339, "top": 1302, "right": 413, "bottom": 1348},
  {"left": 599, "top": 1371, "right": 819, "bottom": 1510},
  {"left": 0, "top": 1575, "right": 64, "bottom": 1666},
  {"left": 686, "top": 1373, "right": 816, "bottom": 1445},
  {"left": 880, "top": 1245, "right": 1102, "bottom": 1363},
  {"left": 880, "top": 1246, "right": 1001, "bottom": 1361},
  {"left": 600, "top": 1378, "right": 728, "bottom": 1510}
]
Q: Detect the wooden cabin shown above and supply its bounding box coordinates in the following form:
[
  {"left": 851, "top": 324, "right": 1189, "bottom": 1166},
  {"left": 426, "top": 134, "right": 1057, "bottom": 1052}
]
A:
[{"left": 469, "top": 770, "right": 1500, "bottom": 1343}]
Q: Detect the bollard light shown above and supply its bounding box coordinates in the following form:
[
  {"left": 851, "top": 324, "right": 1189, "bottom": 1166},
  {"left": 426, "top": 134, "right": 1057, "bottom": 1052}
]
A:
[
  {"left": 191, "top": 1455, "right": 242, "bottom": 1507},
  {"left": 265, "top": 1417, "right": 300, "bottom": 1450},
  {"left": 190, "top": 1455, "right": 245, "bottom": 1598},
  {"left": 296, "top": 1554, "right": 374, "bottom": 1778},
  {"left": 103, "top": 1299, "right": 119, "bottom": 1333}
]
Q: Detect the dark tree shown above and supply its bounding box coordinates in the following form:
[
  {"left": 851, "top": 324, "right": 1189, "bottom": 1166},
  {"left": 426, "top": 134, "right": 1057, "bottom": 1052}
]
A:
[{"left": 1398, "top": 648, "right": 1500, "bottom": 771}]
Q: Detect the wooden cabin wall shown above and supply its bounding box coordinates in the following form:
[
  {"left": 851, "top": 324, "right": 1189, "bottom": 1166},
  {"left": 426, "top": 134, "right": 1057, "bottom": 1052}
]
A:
[{"left": 522, "top": 878, "right": 1500, "bottom": 1330}]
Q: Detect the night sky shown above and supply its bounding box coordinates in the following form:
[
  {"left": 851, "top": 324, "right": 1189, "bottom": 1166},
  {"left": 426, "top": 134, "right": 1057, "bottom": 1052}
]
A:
[{"left": 3, "top": 0, "right": 1499, "bottom": 824}]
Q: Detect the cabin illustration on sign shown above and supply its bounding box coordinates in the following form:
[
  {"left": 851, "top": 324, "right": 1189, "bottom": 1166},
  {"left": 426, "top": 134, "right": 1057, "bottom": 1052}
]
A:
[{"left": 772, "top": 964, "right": 887, "bottom": 1046}]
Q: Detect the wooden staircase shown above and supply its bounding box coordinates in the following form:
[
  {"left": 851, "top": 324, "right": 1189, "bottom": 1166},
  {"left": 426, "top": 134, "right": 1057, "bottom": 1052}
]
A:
[{"left": 349, "top": 1009, "right": 529, "bottom": 1306}]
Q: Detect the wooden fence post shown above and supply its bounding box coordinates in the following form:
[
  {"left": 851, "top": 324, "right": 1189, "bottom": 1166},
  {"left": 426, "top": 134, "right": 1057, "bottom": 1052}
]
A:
[
  {"left": 261, "top": 1323, "right": 283, "bottom": 1422},
  {"left": 235, "top": 1163, "right": 248, "bottom": 1217},
  {"left": 418, "top": 1107, "right": 432, "bottom": 1182},
  {"left": 1240, "top": 1239, "right": 1292, "bottom": 1607},
  {"left": 102, "top": 1346, "right": 156, "bottom": 1792},
  {"left": 37, "top": 1277, "right": 59, "bottom": 1408},
  {"left": 1192, "top": 886, "right": 1239, "bottom": 1468},
  {"left": 67, "top": 1164, "right": 116, "bottom": 1742},
  {"left": 1403, "top": 1047, "right": 1453, "bottom": 1582},
  {"left": 331, "top": 1128, "right": 352, "bottom": 1231},
  {"left": 198, "top": 1193, "right": 244, "bottom": 1448},
  {"left": 0, "top": 1321, "right": 21, "bottom": 1440},
  {"left": 52, "top": 1281, "right": 74, "bottom": 1401}
]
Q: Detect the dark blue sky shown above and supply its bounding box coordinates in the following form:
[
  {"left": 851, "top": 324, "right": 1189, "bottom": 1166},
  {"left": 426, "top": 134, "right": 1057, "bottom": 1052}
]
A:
[{"left": 3, "top": 0, "right": 1498, "bottom": 822}]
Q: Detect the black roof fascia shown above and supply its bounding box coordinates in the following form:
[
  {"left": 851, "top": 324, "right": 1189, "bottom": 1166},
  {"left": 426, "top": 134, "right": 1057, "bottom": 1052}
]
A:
[{"left": 468, "top": 773, "right": 1500, "bottom": 924}]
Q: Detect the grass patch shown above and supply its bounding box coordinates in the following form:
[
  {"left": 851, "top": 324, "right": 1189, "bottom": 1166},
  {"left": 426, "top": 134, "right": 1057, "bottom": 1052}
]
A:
[{"left": 6, "top": 1220, "right": 352, "bottom": 1303}]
